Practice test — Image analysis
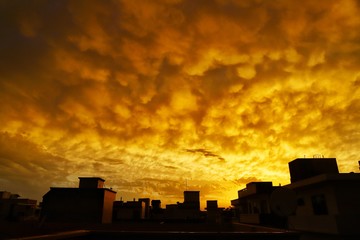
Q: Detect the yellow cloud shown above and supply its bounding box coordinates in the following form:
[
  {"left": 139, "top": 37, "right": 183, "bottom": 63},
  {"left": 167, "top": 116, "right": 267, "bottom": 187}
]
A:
[{"left": 0, "top": 0, "right": 359, "bottom": 208}]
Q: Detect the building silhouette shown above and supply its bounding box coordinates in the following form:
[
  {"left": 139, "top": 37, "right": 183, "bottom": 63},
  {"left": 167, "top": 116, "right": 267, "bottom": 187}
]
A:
[
  {"left": 150, "top": 199, "right": 164, "bottom": 220},
  {"left": 183, "top": 191, "right": 200, "bottom": 210},
  {"left": 206, "top": 200, "right": 224, "bottom": 223},
  {"left": 231, "top": 157, "right": 360, "bottom": 235},
  {"left": 165, "top": 191, "right": 201, "bottom": 221},
  {"left": 287, "top": 158, "right": 360, "bottom": 235},
  {"left": 113, "top": 199, "right": 146, "bottom": 221},
  {"left": 0, "top": 191, "right": 37, "bottom": 221},
  {"left": 139, "top": 198, "right": 151, "bottom": 219},
  {"left": 231, "top": 182, "right": 283, "bottom": 226},
  {"left": 41, "top": 177, "right": 116, "bottom": 223}
]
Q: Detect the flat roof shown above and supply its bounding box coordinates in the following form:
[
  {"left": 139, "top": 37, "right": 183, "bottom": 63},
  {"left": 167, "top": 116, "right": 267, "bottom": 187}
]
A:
[
  {"left": 289, "top": 157, "right": 336, "bottom": 163},
  {"left": 286, "top": 173, "right": 360, "bottom": 189},
  {"left": 48, "top": 187, "right": 116, "bottom": 193},
  {"left": 78, "top": 177, "right": 106, "bottom": 182}
]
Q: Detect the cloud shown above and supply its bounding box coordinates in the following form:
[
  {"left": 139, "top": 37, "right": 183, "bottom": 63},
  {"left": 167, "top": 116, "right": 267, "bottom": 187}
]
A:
[
  {"left": 0, "top": 132, "right": 71, "bottom": 200},
  {"left": 185, "top": 148, "right": 225, "bottom": 162},
  {"left": 0, "top": 0, "right": 360, "bottom": 207}
]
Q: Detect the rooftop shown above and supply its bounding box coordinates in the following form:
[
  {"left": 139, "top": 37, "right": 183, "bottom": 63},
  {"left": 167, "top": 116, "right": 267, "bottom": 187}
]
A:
[{"left": 286, "top": 172, "right": 360, "bottom": 189}]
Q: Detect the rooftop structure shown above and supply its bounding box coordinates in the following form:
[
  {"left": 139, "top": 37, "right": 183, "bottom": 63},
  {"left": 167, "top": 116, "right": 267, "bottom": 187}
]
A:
[
  {"left": 288, "top": 158, "right": 338, "bottom": 183},
  {"left": 41, "top": 177, "right": 116, "bottom": 224},
  {"left": 78, "top": 177, "right": 105, "bottom": 189}
]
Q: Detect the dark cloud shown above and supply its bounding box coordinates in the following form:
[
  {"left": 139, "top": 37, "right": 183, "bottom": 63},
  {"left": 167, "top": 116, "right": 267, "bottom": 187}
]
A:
[{"left": 185, "top": 148, "right": 225, "bottom": 162}]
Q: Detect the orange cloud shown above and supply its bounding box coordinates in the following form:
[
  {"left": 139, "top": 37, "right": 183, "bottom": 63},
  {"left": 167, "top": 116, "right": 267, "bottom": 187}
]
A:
[{"left": 0, "top": 0, "right": 360, "bottom": 208}]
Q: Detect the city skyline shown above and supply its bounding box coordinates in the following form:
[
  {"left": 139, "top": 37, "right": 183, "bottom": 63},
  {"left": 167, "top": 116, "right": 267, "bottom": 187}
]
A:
[{"left": 1, "top": 0, "right": 360, "bottom": 208}]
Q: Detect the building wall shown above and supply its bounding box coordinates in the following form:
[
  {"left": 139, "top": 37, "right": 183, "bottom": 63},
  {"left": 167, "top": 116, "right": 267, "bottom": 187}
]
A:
[
  {"left": 0, "top": 200, "right": 11, "bottom": 220},
  {"left": 332, "top": 180, "right": 360, "bottom": 234},
  {"left": 333, "top": 180, "right": 360, "bottom": 215},
  {"left": 238, "top": 194, "right": 274, "bottom": 224},
  {"left": 239, "top": 213, "right": 261, "bottom": 224},
  {"left": 183, "top": 191, "right": 200, "bottom": 210},
  {"left": 293, "top": 184, "right": 338, "bottom": 217},
  {"left": 184, "top": 191, "right": 199, "bottom": 203},
  {"left": 206, "top": 200, "right": 218, "bottom": 210},
  {"left": 139, "top": 198, "right": 150, "bottom": 219},
  {"left": 10, "top": 200, "right": 37, "bottom": 221},
  {"left": 115, "top": 208, "right": 134, "bottom": 220},
  {"left": 113, "top": 201, "right": 145, "bottom": 221},
  {"left": 289, "top": 158, "right": 338, "bottom": 183},
  {"left": 102, "top": 190, "right": 116, "bottom": 223},
  {"left": 79, "top": 178, "right": 105, "bottom": 189},
  {"left": 288, "top": 215, "right": 339, "bottom": 234},
  {"left": 165, "top": 207, "right": 201, "bottom": 220},
  {"left": 0, "top": 194, "right": 37, "bottom": 221},
  {"left": 206, "top": 201, "right": 221, "bottom": 223},
  {"left": 234, "top": 182, "right": 285, "bottom": 226},
  {"left": 288, "top": 184, "right": 339, "bottom": 233},
  {"left": 240, "top": 194, "right": 271, "bottom": 215},
  {"left": 289, "top": 177, "right": 360, "bottom": 234},
  {"left": 0, "top": 191, "right": 11, "bottom": 199},
  {"left": 42, "top": 189, "right": 104, "bottom": 223}
]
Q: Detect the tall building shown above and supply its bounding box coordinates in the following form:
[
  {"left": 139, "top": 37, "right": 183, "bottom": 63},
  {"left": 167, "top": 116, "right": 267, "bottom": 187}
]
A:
[
  {"left": 41, "top": 177, "right": 116, "bottom": 223},
  {"left": 183, "top": 191, "right": 200, "bottom": 210},
  {"left": 286, "top": 158, "right": 360, "bottom": 235}
]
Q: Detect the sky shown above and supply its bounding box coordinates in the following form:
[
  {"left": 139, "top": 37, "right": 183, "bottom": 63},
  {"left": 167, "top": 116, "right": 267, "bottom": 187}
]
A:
[{"left": 0, "top": 0, "right": 360, "bottom": 208}]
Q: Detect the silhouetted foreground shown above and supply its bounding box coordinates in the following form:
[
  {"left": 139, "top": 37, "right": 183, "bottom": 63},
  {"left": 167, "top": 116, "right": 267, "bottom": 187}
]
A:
[
  {"left": 3, "top": 221, "right": 359, "bottom": 240},
  {"left": 68, "top": 231, "right": 298, "bottom": 240},
  {"left": 2, "top": 158, "right": 360, "bottom": 240},
  {"left": 0, "top": 221, "right": 300, "bottom": 240}
]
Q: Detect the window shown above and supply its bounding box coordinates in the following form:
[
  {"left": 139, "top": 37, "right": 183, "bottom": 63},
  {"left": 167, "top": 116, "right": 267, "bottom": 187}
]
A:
[{"left": 311, "top": 194, "right": 328, "bottom": 215}]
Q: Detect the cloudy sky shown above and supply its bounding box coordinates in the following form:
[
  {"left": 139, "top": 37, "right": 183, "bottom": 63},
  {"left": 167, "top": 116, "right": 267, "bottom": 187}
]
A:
[{"left": 1, "top": 0, "right": 360, "bottom": 208}]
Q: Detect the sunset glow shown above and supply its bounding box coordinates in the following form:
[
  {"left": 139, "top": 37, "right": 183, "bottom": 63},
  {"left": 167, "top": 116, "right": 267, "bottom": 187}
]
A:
[{"left": 1, "top": 0, "right": 360, "bottom": 208}]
